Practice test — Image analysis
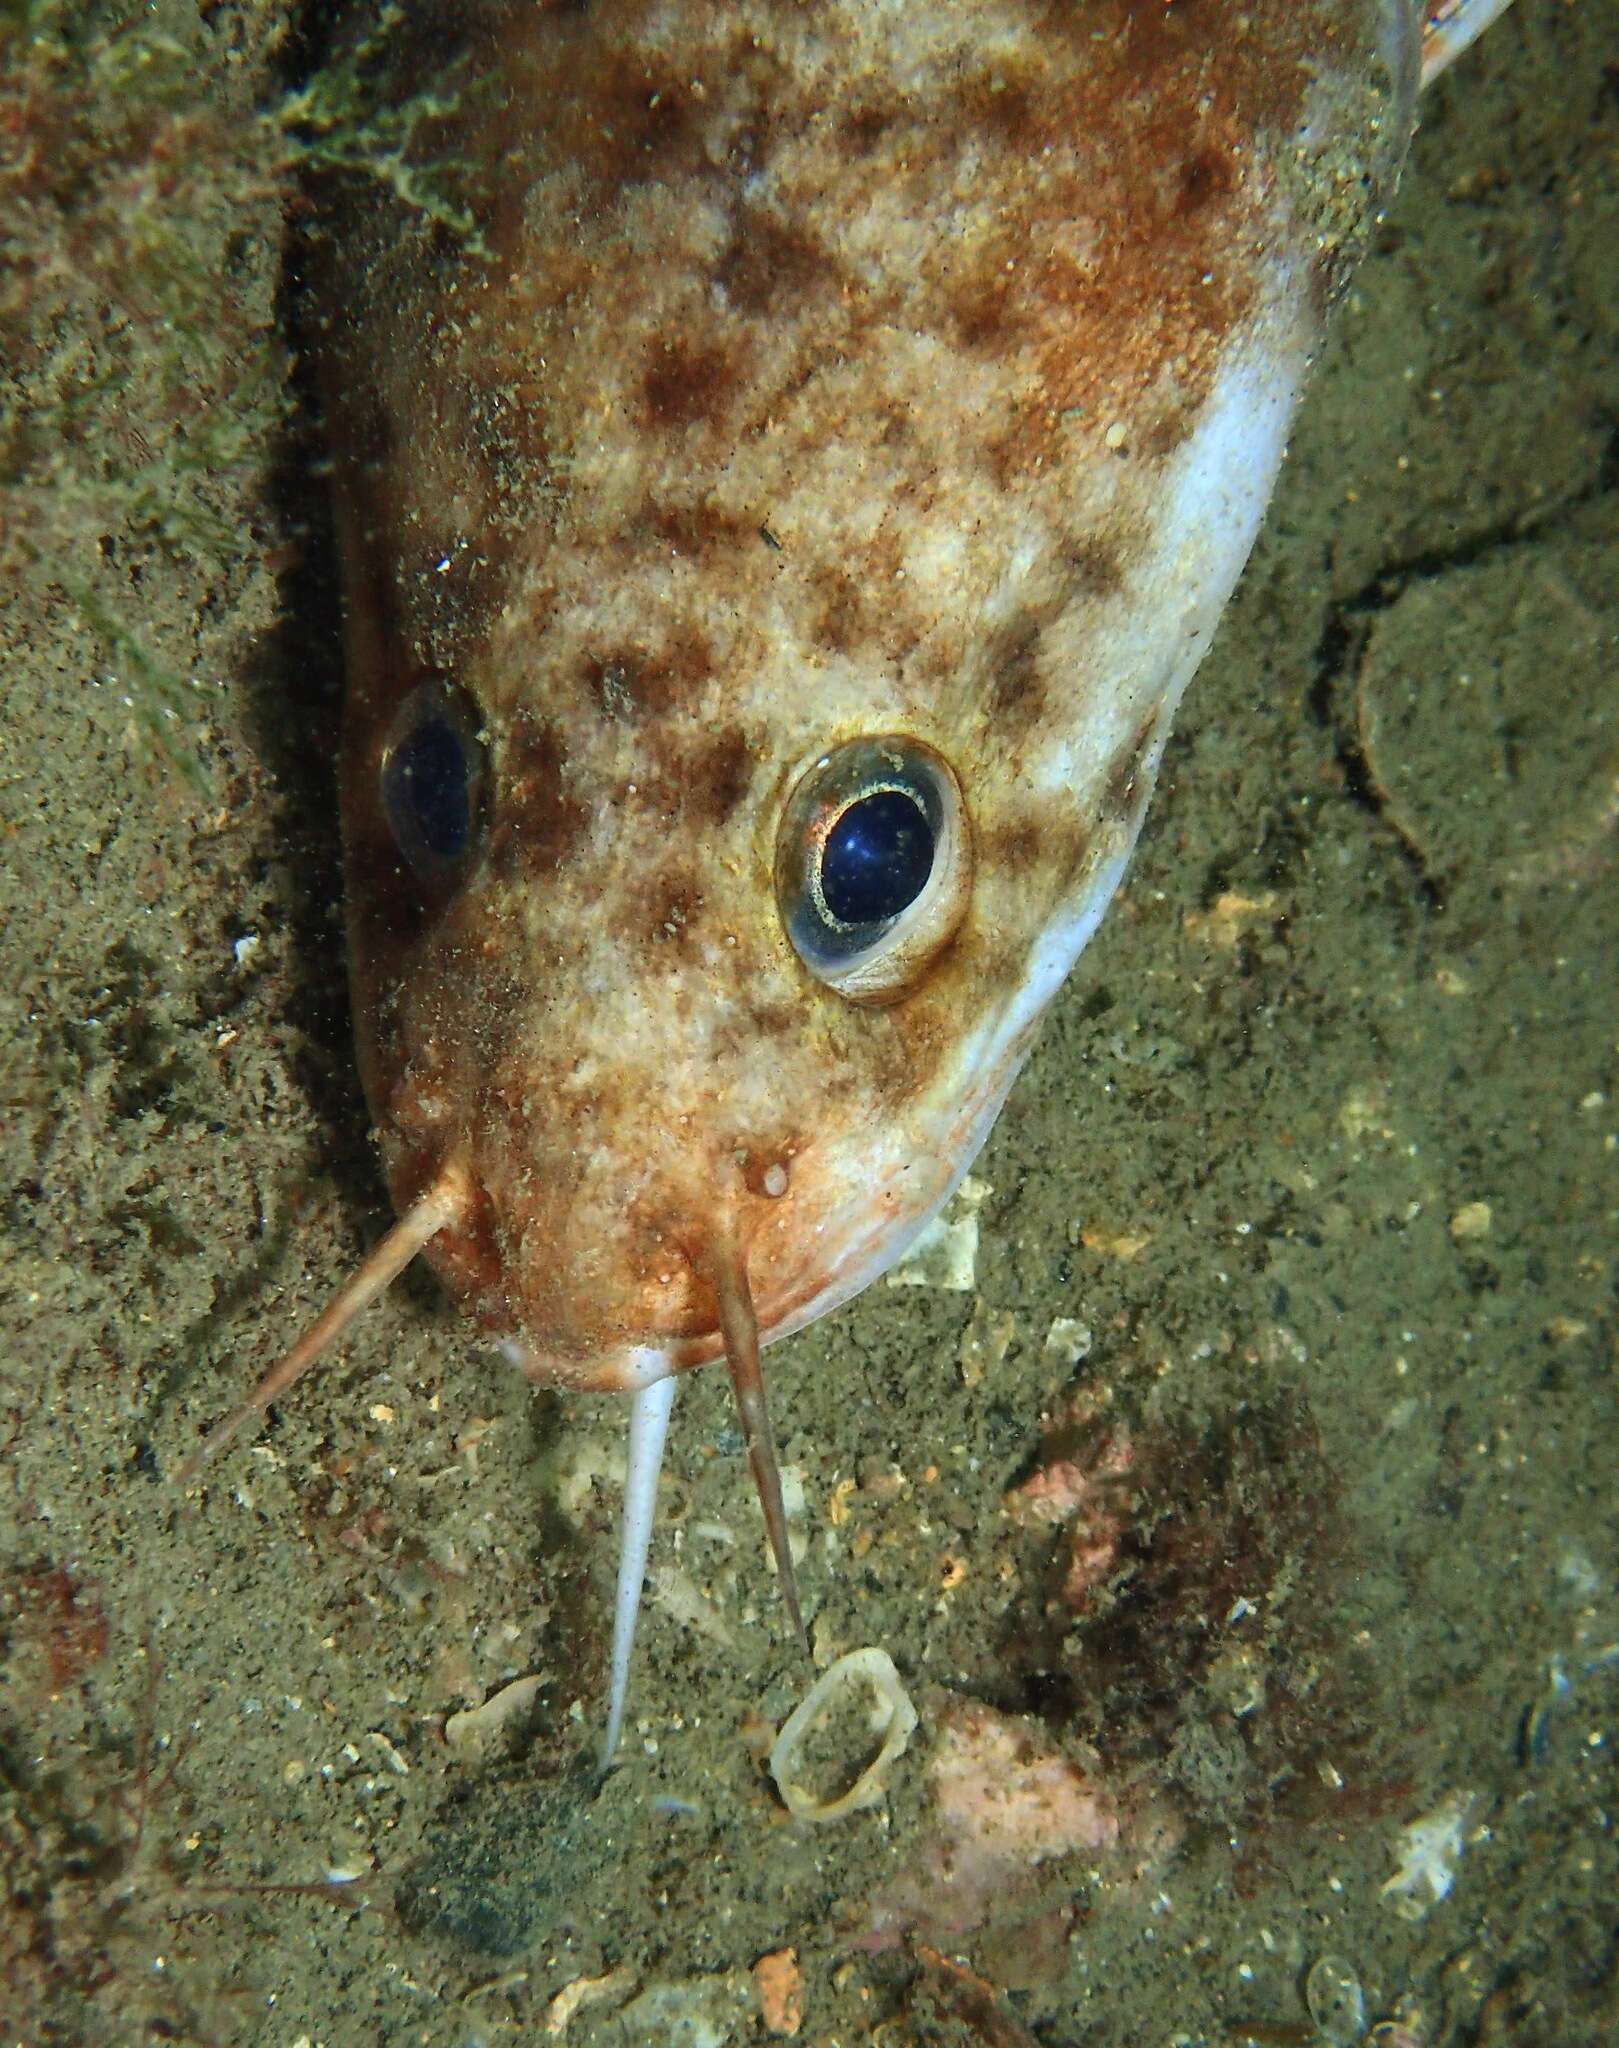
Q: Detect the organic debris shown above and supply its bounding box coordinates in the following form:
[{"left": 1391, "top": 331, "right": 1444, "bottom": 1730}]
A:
[
  {"left": 859, "top": 1697, "right": 1172, "bottom": 1952},
  {"left": 753, "top": 1946, "right": 804, "bottom": 2037},
  {"left": 443, "top": 1675, "right": 545, "bottom": 1757},
  {"left": 768, "top": 1647, "right": 918, "bottom": 1823}
]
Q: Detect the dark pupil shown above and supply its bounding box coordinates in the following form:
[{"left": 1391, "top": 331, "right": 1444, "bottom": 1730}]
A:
[
  {"left": 386, "top": 713, "right": 471, "bottom": 860},
  {"left": 821, "top": 788, "right": 934, "bottom": 925}
]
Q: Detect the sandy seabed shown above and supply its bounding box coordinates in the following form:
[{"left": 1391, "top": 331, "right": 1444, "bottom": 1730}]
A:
[{"left": 2, "top": 2, "right": 1616, "bottom": 2043}]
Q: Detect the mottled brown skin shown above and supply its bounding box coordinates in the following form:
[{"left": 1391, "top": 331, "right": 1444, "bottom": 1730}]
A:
[{"left": 316, "top": 0, "right": 1415, "bottom": 1389}]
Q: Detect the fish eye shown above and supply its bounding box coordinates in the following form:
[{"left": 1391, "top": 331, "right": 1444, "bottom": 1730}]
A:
[
  {"left": 379, "top": 679, "right": 488, "bottom": 889},
  {"left": 775, "top": 735, "right": 972, "bottom": 1004}
]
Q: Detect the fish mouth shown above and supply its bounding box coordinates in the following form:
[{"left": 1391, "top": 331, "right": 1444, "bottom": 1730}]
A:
[
  {"left": 502, "top": 1334, "right": 687, "bottom": 1394},
  {"left": 495, "top": 1116, "right": 989, "bottom": 1395},
  {"left": 502, "top": 1016, "right": 1055, "bottom": 1399},
  {"left": 496, "top": 828, "right": 1138, "bottom": 1400}
]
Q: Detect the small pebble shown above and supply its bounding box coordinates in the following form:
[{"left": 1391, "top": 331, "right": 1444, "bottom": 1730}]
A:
[
  {"left": 754, "top": 1947, "right": 804, "bottom": 2037},
  {"left": 1449, "top": 1200, "right": 1491, "bottom": 1242}
]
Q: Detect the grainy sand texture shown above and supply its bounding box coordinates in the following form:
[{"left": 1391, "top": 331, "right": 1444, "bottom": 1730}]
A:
[{"left": 2, "top": 2, "right": 1615, "bottom": 2042}]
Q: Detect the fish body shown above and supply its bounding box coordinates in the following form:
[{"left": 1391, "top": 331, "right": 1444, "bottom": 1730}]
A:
[
  {"left": 212, "top": 0, "right": 1441, "bottom": 1749},
  {"left": 321, "top": 0, "right": 1416, "bottom": 1381}
]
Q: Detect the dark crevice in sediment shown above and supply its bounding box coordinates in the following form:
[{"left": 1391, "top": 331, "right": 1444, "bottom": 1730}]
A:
[
  {"left": 1304, "top": 443, "right": 1619, "bottom": 911},
  {"left": 1305, "top": 555, "right": 1448, "bottom": 912}
]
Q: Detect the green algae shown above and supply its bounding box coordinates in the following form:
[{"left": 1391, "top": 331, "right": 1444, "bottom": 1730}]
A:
[{"left": 0, "top": 0, "right": 483, "bottom": 793}]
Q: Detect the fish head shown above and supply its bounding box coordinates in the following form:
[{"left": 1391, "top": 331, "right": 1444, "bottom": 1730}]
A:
[{"left": 325, "top": 0, "right": 1419, "bottom": 1390}]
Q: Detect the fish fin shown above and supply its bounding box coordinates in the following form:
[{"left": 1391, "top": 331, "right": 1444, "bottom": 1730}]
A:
[
  {"left": 711, "top": 1229, "right": 809, "bottom": 1657},
  {"left": 601, "top": 1373, "right": 678, "bottom": 1768},
  {"left": 1421, "top": 0, "right": 1516, "bottom": 87},
  {"left": 177, "top": 1177, "right": 464, "bottom": 1485}
]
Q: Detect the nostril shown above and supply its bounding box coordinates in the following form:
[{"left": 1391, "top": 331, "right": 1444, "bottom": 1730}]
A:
[{"left": 733, "top": 1143, "right": 801, "bottom": 1201}]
